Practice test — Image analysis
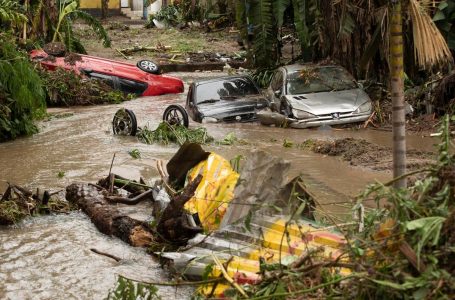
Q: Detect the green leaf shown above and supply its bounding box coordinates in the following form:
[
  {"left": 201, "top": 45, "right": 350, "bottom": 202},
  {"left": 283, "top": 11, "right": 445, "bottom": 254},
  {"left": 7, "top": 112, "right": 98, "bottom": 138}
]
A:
[
  {"left": 63, "top": 1, "right": 78, "bottom": 16},
  {"left": 433, "top": 10, "right": 446, "bottom": 22},
  {"left": 438, "top": 1, "right": 449, "bottom": 10},
  {"left": 273, "top": 0, "right": 291, "bottom": 28}
]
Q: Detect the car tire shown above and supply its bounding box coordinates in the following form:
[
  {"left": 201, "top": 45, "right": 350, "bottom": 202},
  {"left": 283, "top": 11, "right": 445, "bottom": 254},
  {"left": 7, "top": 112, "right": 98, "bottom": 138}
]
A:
[
  {"left": 43, "top": 42, "right": 67, "bottom": 57},
  {"left": 112, "top": 108, "right": 138, "bottom": 136},
  {"left": 137, "top": 60, "right": 161, "bottom": 74},
  {"left": 163, "top": 105, "right": 189, "bottom": 128}
]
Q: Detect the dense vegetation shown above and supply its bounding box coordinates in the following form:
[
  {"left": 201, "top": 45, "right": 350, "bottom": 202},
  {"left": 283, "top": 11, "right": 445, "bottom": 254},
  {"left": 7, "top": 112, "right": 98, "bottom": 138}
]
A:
[
  {"left": 235, "top": 0, "right": 454, "bottom": 81},
  {"left": 0, "top": 35, "right": 45, "bottom": 142}
]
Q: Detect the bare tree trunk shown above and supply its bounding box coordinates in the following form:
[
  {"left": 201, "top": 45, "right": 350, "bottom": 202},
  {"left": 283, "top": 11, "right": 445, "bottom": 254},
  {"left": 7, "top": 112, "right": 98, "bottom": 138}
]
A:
[
  {"left": 101, "top": 0, "right": 109, "bottom": 19},
  {"left": 390, "top": 0, "right": 406, "bottom": 188}
]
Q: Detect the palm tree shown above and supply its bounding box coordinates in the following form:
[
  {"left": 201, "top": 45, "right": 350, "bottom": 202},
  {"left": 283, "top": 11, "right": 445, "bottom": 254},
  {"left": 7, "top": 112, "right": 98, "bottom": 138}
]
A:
[
  {"left": 390, "top": 0, "right": 406, "bottom": 188},
  {"left": 391, "top": 0, "right": 452, "bottom": 188}
]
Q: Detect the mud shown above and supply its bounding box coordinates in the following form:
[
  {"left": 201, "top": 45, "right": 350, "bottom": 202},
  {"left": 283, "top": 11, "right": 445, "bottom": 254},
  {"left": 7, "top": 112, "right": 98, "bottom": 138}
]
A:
[
  {"left": 74, "top": 16, "right": 242, "bottom": 63},
  {"left": 43, "top": 42, "right": 66, "bottom": 57},
  {"left": 308, "top": 137, "right": 435, "bottom": 171},
  {"left": 63, "top": 52, "right": 83, "bottom": 66}
]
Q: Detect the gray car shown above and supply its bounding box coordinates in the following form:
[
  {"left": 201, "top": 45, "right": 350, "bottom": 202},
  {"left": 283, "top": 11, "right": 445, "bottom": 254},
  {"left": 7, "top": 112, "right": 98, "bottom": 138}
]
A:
[{"left": 260, "top": 64, "right": 372, "bottom": 128}]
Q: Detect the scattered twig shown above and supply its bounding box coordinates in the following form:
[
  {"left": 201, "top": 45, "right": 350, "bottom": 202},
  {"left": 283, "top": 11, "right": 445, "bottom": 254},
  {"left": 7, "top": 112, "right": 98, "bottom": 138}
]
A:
[
  {"left": 364, "top": 111, "right": 377, "bottom": 128},
  {"left": 106, "top": 188, "right": 154, "bottom": 205},
  {"left": 249, "top": 273, "right": 363, "bottom": 300},
  {"left": 108, "top": 153, "right": 116, "bottom": 175},
  {"left": 115, "top": 48, "right": 129, "bottom": 59},
  {"left": 90, "top": 248, "right": 122, "bottom": 262},
  {"left": 108, "top": 173, "right": 115, "bottom": 194},
  {"left": 117, "top": 274, "right": 223, "bottom": 286},
  {"left": 212, "top": 254, "right": 248, "bottom": 298}
]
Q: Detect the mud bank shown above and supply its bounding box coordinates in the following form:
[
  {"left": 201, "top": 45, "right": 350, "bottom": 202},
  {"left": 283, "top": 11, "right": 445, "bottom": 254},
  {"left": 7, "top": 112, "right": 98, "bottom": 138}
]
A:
[{"left": 304, "top": 137, "right": 435, "bottom": 171}]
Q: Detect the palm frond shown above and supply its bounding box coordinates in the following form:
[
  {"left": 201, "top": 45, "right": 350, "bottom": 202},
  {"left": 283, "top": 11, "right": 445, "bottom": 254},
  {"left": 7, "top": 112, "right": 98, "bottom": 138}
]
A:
[
  {"left": 235, "top": 0, "right": 248, "bottom": 41},
  {"left": 292, "top": 0, "right": 310, "bottom": 54},
  {"left": 409, "top": 0, "right": 453, "bottom": 68},
  {"left": 273, "top": 0, "right": 291, "bottom": 28},
  {"left": 0, "top": 0, "right": 27, "bottom": 24},
  {"left": 250, "top": 0, "right": 277, "bottom": 68},
  {"left": 0, "top": 37, "right": 45, "bottom": 140}
]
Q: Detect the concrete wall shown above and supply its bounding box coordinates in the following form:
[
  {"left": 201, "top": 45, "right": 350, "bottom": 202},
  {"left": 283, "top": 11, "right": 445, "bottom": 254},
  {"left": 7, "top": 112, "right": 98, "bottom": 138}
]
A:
[{"left": 79, "top": 0, "right": 120, "bottom": 9}]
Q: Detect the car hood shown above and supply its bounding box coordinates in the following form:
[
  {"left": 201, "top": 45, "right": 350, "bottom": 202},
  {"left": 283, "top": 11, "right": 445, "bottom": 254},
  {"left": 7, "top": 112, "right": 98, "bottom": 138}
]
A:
[
  {"left": 198, "top": 97, "right": 267, "bottom": 120},
  {"left": 286, "top": 89, "right": 370, "bottom": 115}
]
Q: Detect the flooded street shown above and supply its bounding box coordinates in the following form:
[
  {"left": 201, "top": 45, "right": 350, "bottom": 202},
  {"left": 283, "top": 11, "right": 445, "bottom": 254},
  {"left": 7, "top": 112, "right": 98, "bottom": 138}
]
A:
[{"left": 0, "top": 72, "right": 437, "bottom": 299}]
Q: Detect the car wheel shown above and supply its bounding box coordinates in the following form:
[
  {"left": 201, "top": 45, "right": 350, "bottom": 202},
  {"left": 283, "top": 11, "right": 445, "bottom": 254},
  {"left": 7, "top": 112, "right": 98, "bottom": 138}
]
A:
[
  {"left": 112, "top": 108, "right": 138, "bottom": 136},
  {"left": 163, "top": 105, "right": 189, "bottom": 128},
  {"left": 137, "top": 60, "right": 161, "bottom": 74},
  {"left": 43, "top": 42, "right": 66, "bottom": 57}
]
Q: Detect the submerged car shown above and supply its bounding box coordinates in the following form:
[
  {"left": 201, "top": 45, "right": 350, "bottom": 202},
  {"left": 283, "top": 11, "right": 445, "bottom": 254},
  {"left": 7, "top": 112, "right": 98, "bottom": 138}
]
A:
[
  {"left": 183, "top": 75, "right": 268, "bottom": 123},
  {"left": 260, "top": 64, "right": 372, "bottom": 128},
  {"left": 30, "top": 49, "right": 184, "bottom": 97}
]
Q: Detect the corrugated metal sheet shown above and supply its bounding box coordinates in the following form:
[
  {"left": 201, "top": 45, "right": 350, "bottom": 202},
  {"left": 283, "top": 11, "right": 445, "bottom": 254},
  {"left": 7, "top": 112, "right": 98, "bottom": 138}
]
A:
[{"left": 158, "top": 214, "right": 347, "bottom": 297}]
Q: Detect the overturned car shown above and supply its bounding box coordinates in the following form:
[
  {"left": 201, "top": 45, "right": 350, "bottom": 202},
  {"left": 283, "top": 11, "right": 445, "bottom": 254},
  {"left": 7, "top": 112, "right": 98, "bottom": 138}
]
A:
[{"left": 259, "top": 64, "right": 373, "bottom": 128}]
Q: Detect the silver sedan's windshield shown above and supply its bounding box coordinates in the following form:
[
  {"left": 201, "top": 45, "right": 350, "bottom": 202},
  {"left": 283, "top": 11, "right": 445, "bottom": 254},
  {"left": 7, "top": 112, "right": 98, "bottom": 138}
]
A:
[
  {"left": 287, "top": 66, "right": 357, "bottom": 95},
  {"left": 196, "top": 77, "right": 259, "bottom": 104}
]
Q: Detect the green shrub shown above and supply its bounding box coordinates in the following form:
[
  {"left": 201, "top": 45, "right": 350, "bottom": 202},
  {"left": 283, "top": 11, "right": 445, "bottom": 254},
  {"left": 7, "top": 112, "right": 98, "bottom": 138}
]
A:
[{"left": 0, "top": 35, "right": 46, "bottom": 142}]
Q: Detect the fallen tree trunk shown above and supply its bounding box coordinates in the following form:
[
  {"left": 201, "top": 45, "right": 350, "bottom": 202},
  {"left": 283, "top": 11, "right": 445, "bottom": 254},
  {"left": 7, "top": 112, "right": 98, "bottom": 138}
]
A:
[
  {"left": 66, "top": 183, "right": 153, "bottom": 247},
  {"left": 66, "top": 175, "right": 204, "bottom": 248}
]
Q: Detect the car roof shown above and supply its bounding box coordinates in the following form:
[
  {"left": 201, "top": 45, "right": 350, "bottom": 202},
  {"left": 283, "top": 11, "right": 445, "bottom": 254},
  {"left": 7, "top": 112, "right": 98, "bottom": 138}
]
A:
[
  {"left": 194, "top": 75, "right": 254, "bottom": 86},
  {"left": 281, "top": 64, "right": 341, "bottom": 73}
]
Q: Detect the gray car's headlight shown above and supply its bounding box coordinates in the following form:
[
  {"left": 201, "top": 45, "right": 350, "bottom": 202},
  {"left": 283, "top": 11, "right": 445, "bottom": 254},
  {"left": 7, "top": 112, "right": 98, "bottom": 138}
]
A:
[
  {"left": 202, "top": 117, "right": 218, "bottom": 123},
  {"left": 292, "top": 109, "right": 315, "bottom": 119},
  {"left": 355, "top": 101, "right": 372, "bottom": 114}
]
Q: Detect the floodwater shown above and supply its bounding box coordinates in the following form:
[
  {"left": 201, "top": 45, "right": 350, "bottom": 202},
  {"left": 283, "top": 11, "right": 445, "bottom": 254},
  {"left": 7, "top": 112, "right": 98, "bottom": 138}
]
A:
[{"left": 0, "top": 72, "right": 437, "bottom": 299}]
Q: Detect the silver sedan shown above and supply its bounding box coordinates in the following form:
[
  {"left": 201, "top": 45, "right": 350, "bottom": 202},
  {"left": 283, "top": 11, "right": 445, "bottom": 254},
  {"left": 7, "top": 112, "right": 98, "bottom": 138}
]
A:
[{"left": 259, "top": 64, "right": 372, "bottom": 128}]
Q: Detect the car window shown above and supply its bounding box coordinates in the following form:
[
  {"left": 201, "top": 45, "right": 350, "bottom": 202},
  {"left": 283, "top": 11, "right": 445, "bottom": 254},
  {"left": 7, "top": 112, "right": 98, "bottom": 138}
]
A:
[
  {"left": 88, "top": 72, "right": 115, "bottom": 89},
  {"left": 195, "top": 77, "right": 259, "bottom": 103},
  {"left": 271, "top": 71, "right": 283, "bottom": 91},
  {"left": 117, "top": 77, "right": 147, "bottom": 95},
  {"left": 286, "top": 66, "right": 357, "bottom": 95}
]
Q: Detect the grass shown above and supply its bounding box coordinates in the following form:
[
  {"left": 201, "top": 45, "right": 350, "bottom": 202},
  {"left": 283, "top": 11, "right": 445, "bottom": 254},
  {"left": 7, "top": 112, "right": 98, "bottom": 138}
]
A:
[
  {"left": 0, "top": 200, "right": 27, "bottom": 225},
  {"left": 137, "top": 122, "right": 213, "bottom": 146}
]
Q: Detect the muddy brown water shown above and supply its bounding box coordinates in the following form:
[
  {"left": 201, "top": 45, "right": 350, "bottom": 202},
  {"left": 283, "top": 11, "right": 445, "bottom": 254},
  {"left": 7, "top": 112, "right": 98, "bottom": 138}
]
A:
[{"left": 0, "top": 72, "right": 438, "bottom": 299}]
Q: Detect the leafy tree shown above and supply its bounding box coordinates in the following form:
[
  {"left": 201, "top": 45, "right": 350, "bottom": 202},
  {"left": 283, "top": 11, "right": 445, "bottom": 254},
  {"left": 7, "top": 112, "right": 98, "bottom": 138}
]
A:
[
  {"left": 0, "top": 35, "right": 45, "bottom": 141},
  {"left": 51, "top": 0, "right": 111, "bottom": 53},
  {"left": 0, "top": 0, "right": 27, "bottom": 24}
]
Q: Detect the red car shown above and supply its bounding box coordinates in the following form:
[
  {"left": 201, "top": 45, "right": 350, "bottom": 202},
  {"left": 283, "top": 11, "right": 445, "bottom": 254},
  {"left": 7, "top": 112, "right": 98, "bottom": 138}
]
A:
[{"left": 30, "top": 49, "right": 184, "bottom": 96}]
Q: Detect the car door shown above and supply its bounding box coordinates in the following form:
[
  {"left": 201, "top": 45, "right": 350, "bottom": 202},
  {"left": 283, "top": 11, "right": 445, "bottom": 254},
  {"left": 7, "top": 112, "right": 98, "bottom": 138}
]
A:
[
  {"left": 267, "top": 69, "right": 284, "bottom": 111},
  {"left": 186, "top": 84, "right": 197, "bottom": 121}
]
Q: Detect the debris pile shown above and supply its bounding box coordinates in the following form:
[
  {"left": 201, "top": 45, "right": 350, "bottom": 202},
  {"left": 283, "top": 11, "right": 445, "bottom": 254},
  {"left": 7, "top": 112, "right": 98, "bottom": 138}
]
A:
[
  {"left": 300, "top": 137, "right": 434, "bottom": 171},
  {"left": 0, "top": 184, "right": 74, "bottom": 225},
  {"left": 39, "top": 67, "right": 131, "bottom": 106},
  {"left": 137, "top": 123, "right": 213, "bottom": 145}
]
